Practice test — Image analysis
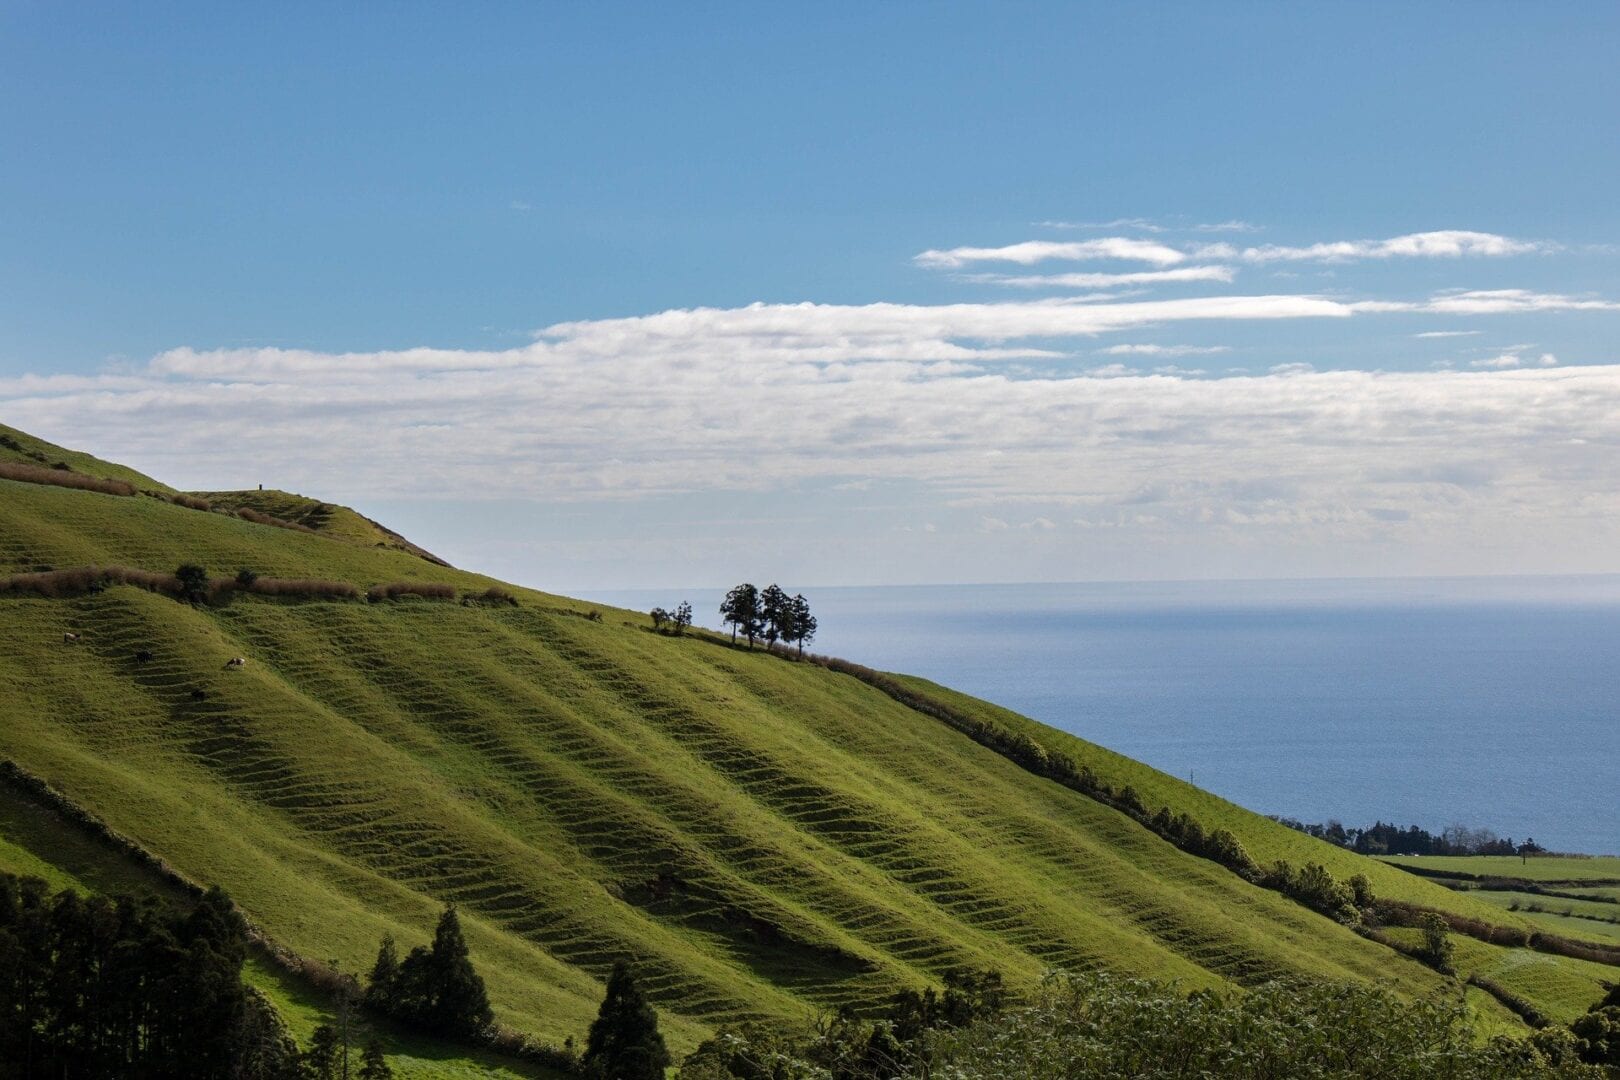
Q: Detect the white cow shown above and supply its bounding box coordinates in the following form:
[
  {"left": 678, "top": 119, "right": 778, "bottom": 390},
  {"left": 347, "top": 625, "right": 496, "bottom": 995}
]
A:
[
  {"left": 225, "top": 657, "right": 247, "bottom": 669},
  {"left": 62, "top": 632, "right": 81, "bottom": 644}
]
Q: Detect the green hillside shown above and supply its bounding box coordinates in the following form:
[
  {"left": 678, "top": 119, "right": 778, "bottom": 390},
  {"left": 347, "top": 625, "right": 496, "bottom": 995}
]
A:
[{"left": 1, "top": 428, "right": 1613, "bottom": 1073}]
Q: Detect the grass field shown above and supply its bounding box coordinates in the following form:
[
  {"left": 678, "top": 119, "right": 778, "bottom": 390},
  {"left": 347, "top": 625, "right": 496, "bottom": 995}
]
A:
[
  {"left": 2, "top": 427, "right": 1613, "bottom": 1068},
  {"left": 1379, "top": 854, "right": 1620, "bottom": 884}
]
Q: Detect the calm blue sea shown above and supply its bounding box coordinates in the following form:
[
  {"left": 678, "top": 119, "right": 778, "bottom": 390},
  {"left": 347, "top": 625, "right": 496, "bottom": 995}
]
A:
[{"left": 582, "top": 577, "right": 1620, "bottom": 855}]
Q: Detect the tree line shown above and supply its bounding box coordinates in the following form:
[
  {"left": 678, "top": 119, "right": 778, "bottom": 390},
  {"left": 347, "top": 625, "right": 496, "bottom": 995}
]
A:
[
  {"left": 1270, "top": 817, "right": 1544, "bottom": 857},
  {"left": 719, "top": 583, "right": 817, "bottom": 654},
  {"left": 0, "top": 873, "right": 314, "bottom": 1079}
]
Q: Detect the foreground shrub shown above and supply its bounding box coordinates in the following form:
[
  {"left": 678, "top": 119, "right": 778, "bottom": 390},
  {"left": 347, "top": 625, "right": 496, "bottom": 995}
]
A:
[
  {"left": 0, "top": 460, "right": 135, "bottom": 496},
  {"left": 919, "top": 973, "right": 1598, "bottom": 1080}
]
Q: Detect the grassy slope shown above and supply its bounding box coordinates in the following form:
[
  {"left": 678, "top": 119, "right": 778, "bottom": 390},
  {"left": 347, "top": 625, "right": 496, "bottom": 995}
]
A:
[
  {"left": 1379, "top": 855, "right": 1620, "bottom": 883},
  {"left": 0, "top": 446, "right": 1604, "bottom": 1055},
  {"left": 0, "top": 422, "right": 174, "bottom": 493},
  {"left": 199, "top": 488, "right": 449, "bottom": 564}
]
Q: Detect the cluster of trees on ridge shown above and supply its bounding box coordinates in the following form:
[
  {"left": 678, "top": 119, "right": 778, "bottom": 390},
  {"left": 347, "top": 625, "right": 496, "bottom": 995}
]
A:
[
  {"left": 1271, "top": 816, "right": 1545, "bottom": 857},
  {"left": 718, "top": 583, "right": 817, "bottom": 653}
]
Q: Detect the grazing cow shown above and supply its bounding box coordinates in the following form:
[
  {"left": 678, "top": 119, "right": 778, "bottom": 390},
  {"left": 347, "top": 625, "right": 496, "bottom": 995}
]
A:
[
  {"left": 62, "top": 632, "right": 80, "bottom": 644},
  {"left": 225, "top": 657, "right": 247, "bottom": 669},
  {"left": 134, "top": 650, "right": 154, "bottom": 663}
]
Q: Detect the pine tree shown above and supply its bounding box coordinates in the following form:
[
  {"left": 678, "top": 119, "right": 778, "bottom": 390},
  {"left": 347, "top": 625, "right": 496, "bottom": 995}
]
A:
[
  {"left": 303, "top": 1024, "right": 341, "bottom": 1080},
  {"left": 787, "top": 594, "right": 816, "bottom": 656},
  {"left": 581, "top": 961, "right": 670, "bottom": 1080},
  {"left": 760, "top": 584, "right": 790, "bottom": 646},
  {"left": 720, "top": 584, "right": 761, "bottom": 646},
  {"left": 357, "top": 1039, "right": 394, "bottom": 1080},
  {"left": 425, "top": 906, "right": 493, "bottom": 1037},
  {"left": 365, "top": 934, "right": 399, "bottom": 1010}
]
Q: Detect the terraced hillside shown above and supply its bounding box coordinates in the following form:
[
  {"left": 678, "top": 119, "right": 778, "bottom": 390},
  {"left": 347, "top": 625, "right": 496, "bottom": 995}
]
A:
[{"left": 0, "top": 428, "right": 1612, "bottom": 1068}]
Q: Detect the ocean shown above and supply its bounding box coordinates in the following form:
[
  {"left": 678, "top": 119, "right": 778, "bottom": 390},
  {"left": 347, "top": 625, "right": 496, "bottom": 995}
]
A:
[{"left": 580, "top": 577, "right": 1620, "bottom": 855}]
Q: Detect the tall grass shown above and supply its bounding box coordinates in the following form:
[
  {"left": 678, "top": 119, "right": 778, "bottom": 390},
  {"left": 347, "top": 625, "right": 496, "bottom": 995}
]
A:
[
  {"left": 167, "top": 493, "right": 213, "bottom": 511},
  {"left": 0, "top": 461, "right": 135, "bottom": 497}
]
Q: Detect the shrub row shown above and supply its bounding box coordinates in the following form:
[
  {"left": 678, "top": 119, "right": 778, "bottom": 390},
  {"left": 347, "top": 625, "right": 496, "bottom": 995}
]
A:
[
  {"left": 0, "top": 460, "right": 135, "bottom": 496},
  {"left": 234, "top": 506, "right": 320, "bottom": 534},
  {"left": 0, "top": 564, "right": 181, "bottom": 598},
  {"left": 0, "top": 565, "right": 507, "bottom": 607},
  {"left": 1470, "top": 974, "right": 1553, "bottom": 1029},
  {"left": 1376, "top": 898, "right": 1620, "bottom": 968},
  {"left": 368, "top": 581, "right": 457, "bottom": 602},
  {"left": 167, "top": 492, "right": 213, "bottom": 511}
]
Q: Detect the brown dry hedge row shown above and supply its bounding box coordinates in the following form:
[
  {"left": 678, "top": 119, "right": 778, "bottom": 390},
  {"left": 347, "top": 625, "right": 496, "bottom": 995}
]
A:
[
  {"left": 367, "top": 581, "right": 457, "bottom": 601},
  {"left": 0, "top": 460, "right": 136, "bottom": 497},
  {"left": 234, "top": 507, "right": 320, "bottom": 534}
]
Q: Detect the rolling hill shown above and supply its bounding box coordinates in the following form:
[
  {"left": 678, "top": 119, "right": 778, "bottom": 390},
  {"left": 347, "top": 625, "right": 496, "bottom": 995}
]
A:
[{"left": 1, "top": 424, "right": 1613, "bottom": 1075}]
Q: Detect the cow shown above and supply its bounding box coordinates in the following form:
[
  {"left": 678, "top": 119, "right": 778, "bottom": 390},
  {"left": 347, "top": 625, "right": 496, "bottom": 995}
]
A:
[
  {"left": 62, "top": 632, "right": 81, "bottom": 644},
  {"left": 225, "top": 657, "right": 247, "bottom": 669}
]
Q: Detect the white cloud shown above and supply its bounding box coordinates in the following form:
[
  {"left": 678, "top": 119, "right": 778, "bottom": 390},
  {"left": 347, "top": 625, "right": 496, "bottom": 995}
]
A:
[
  {"left": 1036, "top": 218, "right": 1165, "bottom": 232},
  {"left": 1213, "top": 230, "right": 1549, "bottom": 264},
  {"left": 8, "top": 264, "right": 1620, "bottom": 587},
  {"left": 1193, "top": 220, "right": 1261, "bottom": 233},
  {"left": 913, "top": 238, "right": 1188, "bottom": 268},
  {"left": 1355, "top": 289, "right": 1620, "bottom": 315},
  {"left": 1414, "top": 330, "right": 1481, "bottom": 338},
  {"left": 971, "top": 266, "right": 1235, "bottom": 289},
  {"left": 922, "top": 230, "right": 1548, "bottom": 274},
  {"left": 1100, "top": 344, "right": 1231, "bottom": 357}
]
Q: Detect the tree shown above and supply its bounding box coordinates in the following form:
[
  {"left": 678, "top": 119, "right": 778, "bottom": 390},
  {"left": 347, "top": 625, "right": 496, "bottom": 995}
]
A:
[
  {"left": 673, "top": 601, "right": 693, "bottom": 636},
  {"left": 582, "top": 961, "right": 670, "bottom": 1080},
  {"left": 358, "top": 1040, "right": 394, "bottom": 1080},
  {"left": 176, "top": 563, "right": 210, "bottom": 604},
  {"left": 720, "top": 584, "right": 762, "bottom": 647},
  {"left": 369, "top": 908, "right": 492, "bottom": 1039},
  {"left": 424, "top": 907, "right": 493, "bottom": 1038},
  {"left": 365, "top": 935, "right": 400, "bottom": 1011},
  {"left": 649, "top": 607, "right": 670, "bottom": 632},
  {"left": 303, "top": 1025, "right": 341, "bottom": 1080},
  {"left": 1418, "top": 912, "right": 1454, "bottom": 972},
  {"left": 760, "top": 584, "right": 790, "bottom": 647},
  {"left": 786, "top": 594, "right": 816, "bottom": 656}
]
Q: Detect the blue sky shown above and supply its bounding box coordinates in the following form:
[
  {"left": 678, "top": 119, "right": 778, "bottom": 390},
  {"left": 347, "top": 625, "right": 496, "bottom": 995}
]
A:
[{"left": 4, "top": 4, "right": 1620, "bottom": 589}]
